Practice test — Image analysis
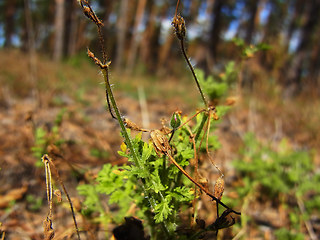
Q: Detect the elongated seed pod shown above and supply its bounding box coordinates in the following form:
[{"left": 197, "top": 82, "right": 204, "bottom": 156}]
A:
[
  {"left": 150, "top": 130, "right": 171, "bottom": 155},
  {"left": 123, "top": 118, "right": 142, "bottom": 131},
  {"left": 213, "top": 176, "right": 225, "bottom": 201}
]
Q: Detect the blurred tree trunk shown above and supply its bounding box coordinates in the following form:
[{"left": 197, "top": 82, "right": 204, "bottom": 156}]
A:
[
  {"left": 127, "top": 0, "right": 147, "bottom": 74},
  {"left": 285, "top": 0, "right": 320, "bottom": 96},
  {"left": 245, "top": 0, "right": 259, "bottom": 44},
  {"left": 75, "top": 19, "right": 88, "bottom": 54},
  {"left": 22, "top": 0, "right": 35, "bottom": 53},
  {"left": 205, "top": 0, "right": 215, "bottom": 17},
  {"left": 23, "top": 0, "right": 39, "bottom": 105},
  {"left": 99, "top": 0, "right": 114, "bottom": 57},
  {"left": 308, "top": 35, "right": 320, "bottom": 92},
  {"left": 285, "top": 0, "right": 305, "bottom": 51},
  {"left": 208, "top": 0, "right": 224, "bottom": 65},
  {"left": 66, "top": 0, "right": 78, "bottom": 57},
  {"left": 115, "top": 0, "right": 129, "bottom": 71},
  {"left": 53, "top": 0, "right": 65, "bottom": 61},
  {"left": 262, "top": 1, "right": 287, "bottom": 43},
  {"left": 140, "top": 1, "right": 160, "bottom": 73},
  {"left": 259, "top": 0, "right": 287, "bottom": 78},
  {"left": 157, "top": 34, "right": 174, "bottom": 76},
  {"left": 4, "top": 0, "right": 16, "bottom": 48},
  {"left": 156, "top": 3, "right": 174, "bottom": 75}
]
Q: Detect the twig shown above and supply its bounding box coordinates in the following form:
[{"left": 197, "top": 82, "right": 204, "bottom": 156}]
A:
[
  {"left": 205, "top": 111, "right": 222, "bottom": 175},
  {"left": 42, "top": 154, "right": 81, "bottom": 240}
]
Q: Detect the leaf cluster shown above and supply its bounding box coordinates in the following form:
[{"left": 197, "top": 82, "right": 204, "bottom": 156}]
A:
[
  {"left": 77, "top": 110, "right": 228, "bottom": 238},
  {"left": 196, "top": 62, "right": 237, "bottom": 101},
  {"left": 31, "top": 108, "right": 67, "bottom": 167},
  {"left": 231, "top": 132, "right": 320, "bottom": 237}
]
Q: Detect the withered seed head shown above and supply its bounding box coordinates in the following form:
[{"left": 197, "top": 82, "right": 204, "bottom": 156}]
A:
[
  {"left": 213, "top": 176, "right": 225, "bottom": 201},
  {"left": 79, "top": 0, "right": 103, "bottom": 27},
  {"left": 123, "top": 118, "right": 142, "bottom": 132},
  {"left": 172, "top": 15, "right": 186, "bottom": 40},
  {"left": 150, "top": 130, "right": 171, "bottom": 156}
]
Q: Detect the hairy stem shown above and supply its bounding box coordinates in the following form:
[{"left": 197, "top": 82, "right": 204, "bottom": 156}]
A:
[{"left": 101, "top": 67, "right": 172, "bottom": 236}]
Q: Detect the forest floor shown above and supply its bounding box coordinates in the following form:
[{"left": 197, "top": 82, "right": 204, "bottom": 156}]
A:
[{"left": 0, "top": 50, "right": 319, "bottom": 239}]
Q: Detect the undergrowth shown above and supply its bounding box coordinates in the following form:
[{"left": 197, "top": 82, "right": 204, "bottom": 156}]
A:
[{"left": 225, "top": 133, "right": 320, "bottom": 239}]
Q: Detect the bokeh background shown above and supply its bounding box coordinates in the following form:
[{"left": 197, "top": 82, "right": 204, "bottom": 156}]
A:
[{"left": 0, "top": 0, "right": 320, "bottom": 239}]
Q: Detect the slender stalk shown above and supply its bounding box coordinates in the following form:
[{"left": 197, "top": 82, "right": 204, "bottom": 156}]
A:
[
  {"left": 180, "top": 39, "right": 208, "bottom": 108},
  {"left": 101, "top": 68, "right": 139, "bottom": 166}
]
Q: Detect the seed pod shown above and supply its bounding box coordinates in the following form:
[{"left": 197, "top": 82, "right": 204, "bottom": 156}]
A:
[
  {"left": 170, "top": 112, "right": 181, "bottom": 129},
  {"left": 172, "top": 15, "right": 186, "bottom": 40},
  {"left": 150, "top": 130, "right": 171, "bottom": 156},
  {"left": 123, "top": 118, "right": 142, "bottom": 132},
  {"left": 213, "top": 176, "right": 225, "bottom": 201}
]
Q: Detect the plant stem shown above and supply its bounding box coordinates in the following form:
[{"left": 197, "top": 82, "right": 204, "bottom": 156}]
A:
[
  {"left": 101, "top": 67, "right": 172, "bottom": 237},
  {"left": 101, "top": 68, "right": 139, "bottom": 166},
  {"left": 180, "top": 39, "right": 208, "bottom": 108}
]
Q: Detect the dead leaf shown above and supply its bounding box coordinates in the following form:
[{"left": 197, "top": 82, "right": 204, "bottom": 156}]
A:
[{"left": 0, "top": 185, "right": 28, "bottom": 208}]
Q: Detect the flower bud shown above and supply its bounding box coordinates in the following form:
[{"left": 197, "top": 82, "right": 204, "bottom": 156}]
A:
[{"left": 170, "top": 112, "right": 181, "bottom": 129}]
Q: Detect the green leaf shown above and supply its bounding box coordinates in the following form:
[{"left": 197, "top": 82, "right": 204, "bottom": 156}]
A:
[
  {"left": 77, "top": 184, "right": 100, "bottom": 214},
  {"left": 169, "top": 186, "right": 193, "bottom": 202},
  {"left": 147, "top": 171, "right": 166, "bottom": 193},
  {"left": 154, "top": 196, "right": 173, "bottom": 223}
]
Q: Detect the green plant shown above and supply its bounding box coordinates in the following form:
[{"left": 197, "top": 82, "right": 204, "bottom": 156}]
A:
[
  {"left": 77, "top": 0, "right": 240, "bottom": 238},
  {"left": 229, "top": 132, "right": 320, "bottom": 238},
  {"left": 31, "top": 127, "right": 47, "bottom": 159},
  {"left": 26, "top": 194, "right": 43, "bottom": 211},
  {"left": 90, "top": 148, "right": 109, "bottom": 159},
  {"left": 196, "top": 62, "right": 237, "bottom": 102},
  {"left": 31, "top": 108, "right": 67, "bottom": 167}
]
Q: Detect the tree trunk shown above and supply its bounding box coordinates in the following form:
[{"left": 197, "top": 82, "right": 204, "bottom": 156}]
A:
[
  {"left": 157, "top": 33, "right": 174, "bottom": 76},
  {"left": 115, "top": 0, "right": 129, "bottom": 71},
  {"left": 308, "top": 38, "right": 320, "bottom": 93},
  {"left": 285, "top": 0, "right": 320, "bottom": 96},
  {"left": 66, "top": 0, "right": 78, "bottom": 57},
  {"left": 140, "top": 1, "right": 160, "bottom": 73},
  {"left": 285, "top": 0, "right": 305, "bottom": 50},
  {"left": 126, "top": 0, "right": 147, "bottom": 74},
  {"left": 53, "top": 0, "right": 65, "bottom": 61},
  {"left": 4, "top": 0, "right": 17, "bottom": 48},
  {"left": 245, "top": 0, "right": 259, "bottom": 44},
  {"left": 208, "top": 0, "right": 224, "bottom": 64}
]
